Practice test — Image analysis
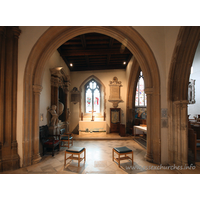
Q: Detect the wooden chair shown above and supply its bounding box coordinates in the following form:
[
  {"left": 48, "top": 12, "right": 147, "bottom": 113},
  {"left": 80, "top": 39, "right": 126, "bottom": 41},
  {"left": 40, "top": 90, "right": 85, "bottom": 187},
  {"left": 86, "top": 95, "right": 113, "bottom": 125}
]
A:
[
  {"left": 39, "top": 125, "right": 60, "bottom": 156},
  {"left": 59, "top": 128, "right": 73, "bottom": 149},
  {"left": 188, "top": 128, "right": 200, "bottom": 161}
]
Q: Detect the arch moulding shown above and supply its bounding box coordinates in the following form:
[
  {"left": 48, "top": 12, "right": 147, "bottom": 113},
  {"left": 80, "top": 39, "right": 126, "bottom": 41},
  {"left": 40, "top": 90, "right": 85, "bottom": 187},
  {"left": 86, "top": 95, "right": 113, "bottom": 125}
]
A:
[{"left": 23, "top": 26, "right": 161, "bottom": 167}]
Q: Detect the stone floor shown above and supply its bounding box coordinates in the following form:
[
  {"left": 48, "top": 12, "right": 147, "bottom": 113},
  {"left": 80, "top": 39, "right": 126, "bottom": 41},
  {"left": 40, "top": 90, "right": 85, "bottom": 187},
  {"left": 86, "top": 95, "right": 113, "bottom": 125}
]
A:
[
  {"left": 1, "top": 138, "right": 200, "bottom": 174},
  {"left": 75, "top": 132, "right": 132, "bottom": 139}
]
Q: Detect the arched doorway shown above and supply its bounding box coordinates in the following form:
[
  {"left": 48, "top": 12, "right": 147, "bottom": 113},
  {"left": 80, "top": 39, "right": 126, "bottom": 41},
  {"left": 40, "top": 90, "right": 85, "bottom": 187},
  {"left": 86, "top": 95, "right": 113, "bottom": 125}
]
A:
[
  {"left": 168, "top": 27, "right": 200, "bottom": 166},
  {"left": 23, "top": 26, "right": 161, "bottom": 167}
]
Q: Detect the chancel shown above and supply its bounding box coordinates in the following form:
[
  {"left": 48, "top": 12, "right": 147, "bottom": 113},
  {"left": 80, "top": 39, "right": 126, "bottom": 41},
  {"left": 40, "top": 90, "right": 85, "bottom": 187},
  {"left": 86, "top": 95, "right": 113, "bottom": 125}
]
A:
[{"left": 1, "top": 26, "right": 200, "bottom": 175}]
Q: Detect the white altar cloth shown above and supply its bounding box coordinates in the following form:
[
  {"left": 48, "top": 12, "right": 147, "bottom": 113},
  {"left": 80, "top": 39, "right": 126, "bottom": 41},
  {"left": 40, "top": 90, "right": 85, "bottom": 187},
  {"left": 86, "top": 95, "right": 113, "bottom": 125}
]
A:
[
  {"left": 134, "top": 125, "right": 147, "bottom": 136},
  {"left": 79, "top": 121, "right": 107, "bottom": 133}
]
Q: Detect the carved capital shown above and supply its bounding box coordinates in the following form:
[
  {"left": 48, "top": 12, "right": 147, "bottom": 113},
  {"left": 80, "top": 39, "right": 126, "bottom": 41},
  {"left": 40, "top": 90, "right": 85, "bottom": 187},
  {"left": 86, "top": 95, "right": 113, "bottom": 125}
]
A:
[
  {"left": 144, "top": 87, "right": 153, "bottom": 95},
  {"left": 33, "top": 85, "right": 43, "bottom": 94},
  {"left": 12, "top": 27, "right": 21, "bottom": 39},
  {"left": 173, "top": 100, "right": 189, "bottom": 107}
]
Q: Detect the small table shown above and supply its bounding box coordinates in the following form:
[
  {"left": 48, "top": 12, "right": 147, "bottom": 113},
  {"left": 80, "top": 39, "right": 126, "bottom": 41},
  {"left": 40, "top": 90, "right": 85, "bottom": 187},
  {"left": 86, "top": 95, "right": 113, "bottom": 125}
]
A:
[
  {"left": 65, "top": 147, "right": 86, "bottom": 167},
  {"left": 112, "top": 146, "right": 133, "bottom": 168}
]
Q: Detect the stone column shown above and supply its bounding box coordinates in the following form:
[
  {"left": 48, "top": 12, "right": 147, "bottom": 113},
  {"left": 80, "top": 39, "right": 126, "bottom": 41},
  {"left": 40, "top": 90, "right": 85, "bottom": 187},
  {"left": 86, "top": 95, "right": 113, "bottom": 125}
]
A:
[
  {"left": 173, "top": 101, "right": 181, "bottom": 165},
  {"left": 145, "top": 88, "right": 153, "bottom": 162},
  {"left": 0, "top": 27, "right": 20, "bottom": 171},
  {"left": 11, "top": 27, "right": 21, "bottom": 162},
  {"left": 181, "top": 100, "right": 189, "bottom": 166},
  {"left": 32, "top": 85, "right": 43, "bottom": 164},
  {"left": 0, "top": 27, "right": 6, "bottom": 171},
  {"left": 173, "top": 100, "right": 188, "bottom": 166}
]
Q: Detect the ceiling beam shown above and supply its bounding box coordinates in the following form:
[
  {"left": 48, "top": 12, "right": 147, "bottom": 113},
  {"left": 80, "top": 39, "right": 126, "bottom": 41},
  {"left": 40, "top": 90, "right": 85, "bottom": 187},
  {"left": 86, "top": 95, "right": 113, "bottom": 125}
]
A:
[
  {"left": 80, "top": 35, "right": 90, "bottom": 67},
  {"left": 70, "top": 65, "right": 126, "bottom": 71},
  {"left": 60, "top": 48, "right": 130, "bottom": 56},
  {"left": 80, "top": 35, "right": 87, "bottom": 48},
  {"left": 107, "top": 38, "right": 114, "bottom": 66}
]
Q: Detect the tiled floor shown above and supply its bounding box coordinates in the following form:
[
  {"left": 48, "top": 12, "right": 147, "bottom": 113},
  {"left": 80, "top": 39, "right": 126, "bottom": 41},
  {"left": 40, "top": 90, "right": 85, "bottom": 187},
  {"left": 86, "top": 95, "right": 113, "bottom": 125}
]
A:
[{"left": 1, "top": 137, "right": 200, "bottom": 174}]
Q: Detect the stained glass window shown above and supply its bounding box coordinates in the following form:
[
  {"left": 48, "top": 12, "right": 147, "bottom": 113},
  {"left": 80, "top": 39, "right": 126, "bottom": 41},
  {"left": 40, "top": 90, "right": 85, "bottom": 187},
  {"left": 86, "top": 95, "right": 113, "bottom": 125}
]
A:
[
  {"left": 86, "top": 80, "right": 100, "bottom": 113},
  {"left": 135, "top": 71, "right": 147, "bottom": 107}
]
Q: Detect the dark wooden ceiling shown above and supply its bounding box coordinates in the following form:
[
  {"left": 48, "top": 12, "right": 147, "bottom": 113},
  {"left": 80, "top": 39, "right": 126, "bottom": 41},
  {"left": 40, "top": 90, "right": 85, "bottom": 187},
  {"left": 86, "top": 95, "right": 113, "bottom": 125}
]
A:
[{"left": 57, "top": 33, "right": 133, "bottom": 72}]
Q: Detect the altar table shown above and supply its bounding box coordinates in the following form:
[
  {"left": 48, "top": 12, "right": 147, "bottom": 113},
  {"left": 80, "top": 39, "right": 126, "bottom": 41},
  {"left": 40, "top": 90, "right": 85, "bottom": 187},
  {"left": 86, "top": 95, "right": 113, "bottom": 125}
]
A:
[
  {"left": 133, "top": 125, "right": 147, "bottom": 137},
  {"left": 79, "top": 121, "right": 107, "bottom": 133}
]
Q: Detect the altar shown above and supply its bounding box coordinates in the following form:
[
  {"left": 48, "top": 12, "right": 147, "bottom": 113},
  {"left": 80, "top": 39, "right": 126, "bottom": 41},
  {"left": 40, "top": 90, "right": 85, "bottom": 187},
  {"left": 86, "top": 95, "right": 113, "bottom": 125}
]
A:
[
  {"left": 79, "top": 121, "right": 107, "bottom": 134},
  {"left": 133, "top": 125, "right": 147, "bottom": 137}
]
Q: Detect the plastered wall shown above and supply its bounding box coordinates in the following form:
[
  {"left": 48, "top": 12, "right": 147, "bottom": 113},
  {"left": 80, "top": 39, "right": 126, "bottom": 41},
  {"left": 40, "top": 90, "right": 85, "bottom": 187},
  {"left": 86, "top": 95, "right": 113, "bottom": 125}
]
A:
[{"left": 69, "top": 69, "right": 127, "bottom": 133}]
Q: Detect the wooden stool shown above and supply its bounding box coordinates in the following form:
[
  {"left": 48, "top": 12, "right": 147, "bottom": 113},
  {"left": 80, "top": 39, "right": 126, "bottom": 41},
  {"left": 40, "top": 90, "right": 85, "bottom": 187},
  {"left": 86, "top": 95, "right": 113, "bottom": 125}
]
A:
[
  {"left": 112, "top": 146, "right": 133, "bottom": 168},
  {"left": 65, "top": 147, "right": 86, "bottom": 167}
]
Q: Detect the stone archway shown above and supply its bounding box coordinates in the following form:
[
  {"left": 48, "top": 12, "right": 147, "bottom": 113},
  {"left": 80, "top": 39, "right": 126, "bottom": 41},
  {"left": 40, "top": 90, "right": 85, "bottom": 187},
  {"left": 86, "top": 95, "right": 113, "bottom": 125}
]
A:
[
  {"left": 168, "top": 27, "right": 200, "bottom": 166},
  {"left": 23, "top": 26, "right": 161, "bottom": 167}
]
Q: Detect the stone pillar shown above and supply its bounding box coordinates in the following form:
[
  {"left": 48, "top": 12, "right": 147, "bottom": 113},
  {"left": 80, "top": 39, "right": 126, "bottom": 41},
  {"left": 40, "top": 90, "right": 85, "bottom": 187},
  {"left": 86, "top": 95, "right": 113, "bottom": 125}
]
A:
[
  {"left": 32, "top": 85, "right": 43, "bottom": 164},
  {"left": 145, "top": 88, "right": 153, "bottom": 162},
  {"left": 181, "top": 100, "right": 189, "bottom": 166},
  {"left": 174, "top": 101, "right": 181, "bottom": 165},
  {"left": 173, "top": 100, "right": 188, "bottom": 166},
  {"left": 0, "top": 27, "right": 21, "bottom": 171},
  {"left": 0, "top": 27, "right": 6, "bottom": 171},
  {"left": 11, "top": 27, "right": 21, "bottom": 162}
]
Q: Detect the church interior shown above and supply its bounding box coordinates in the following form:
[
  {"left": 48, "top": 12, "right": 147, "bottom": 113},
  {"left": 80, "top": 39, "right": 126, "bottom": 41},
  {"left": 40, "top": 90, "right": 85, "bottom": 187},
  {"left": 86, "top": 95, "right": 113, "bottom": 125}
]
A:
[{"left": 1, "top": 26, "right": 200, "bottom": 177}]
